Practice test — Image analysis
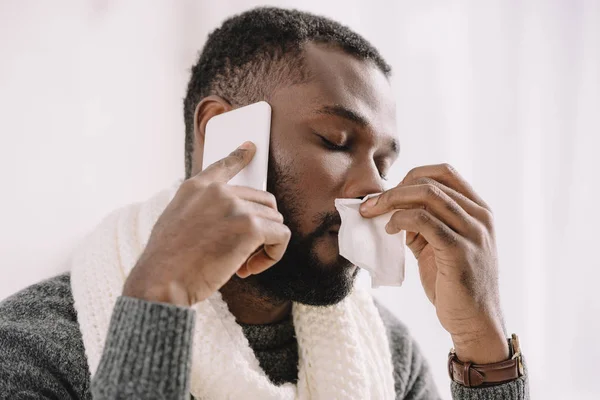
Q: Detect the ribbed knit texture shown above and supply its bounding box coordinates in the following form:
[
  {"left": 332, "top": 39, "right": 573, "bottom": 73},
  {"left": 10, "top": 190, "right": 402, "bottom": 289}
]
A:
[
  {"left": 239, "top": 315, "right": 299, "bottom": 385},
  {"left": 69, "top": 182, "right": 397, "bottom": 400},
  {"left": 451, "top": 380, "right": 528, "bottom": 400},
  {"left": 91, "top": 296, "right": 195, "bottom": 399},
  {"left": 0, "top": 274, "right": 529, "bottom": 399}
]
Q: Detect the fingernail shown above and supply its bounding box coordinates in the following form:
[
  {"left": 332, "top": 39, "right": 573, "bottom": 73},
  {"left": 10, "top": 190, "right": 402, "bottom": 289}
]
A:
[{"left": 239, "top": 141, "right": 253, "bottom": 150}]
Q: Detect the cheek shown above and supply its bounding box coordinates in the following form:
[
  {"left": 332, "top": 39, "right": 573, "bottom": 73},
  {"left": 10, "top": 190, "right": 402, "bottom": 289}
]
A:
[
  {"left": 310, "top": 155, "right": 348, "bottom": 185},
  {"left": 286, "top": 143, "right": 348, "bottom": 188},
  {"left": 270, "top": 146, "right": 347, "bottom": 234},
  {"left": 289, "top": 150, "right": 348, "bottom": 200}
]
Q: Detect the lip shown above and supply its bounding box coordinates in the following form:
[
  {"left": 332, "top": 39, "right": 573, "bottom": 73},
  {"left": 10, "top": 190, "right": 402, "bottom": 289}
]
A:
[{"left": 328, "top": 224, "right": 341, "bottom": 234}]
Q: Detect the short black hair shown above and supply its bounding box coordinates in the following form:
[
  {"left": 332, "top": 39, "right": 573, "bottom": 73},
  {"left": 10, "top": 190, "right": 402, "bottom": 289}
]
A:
[{"left": 183, "top": 7, "right": 391, "bottom": 177}]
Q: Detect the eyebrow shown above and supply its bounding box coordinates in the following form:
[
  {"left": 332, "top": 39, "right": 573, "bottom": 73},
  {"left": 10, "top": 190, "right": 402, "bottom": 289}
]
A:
[
  {"left": 316, "top": 104, "right": 400, "bottom": 156},
  {"left": 317, "top": 105, "right": 369, "bottom": 127}
]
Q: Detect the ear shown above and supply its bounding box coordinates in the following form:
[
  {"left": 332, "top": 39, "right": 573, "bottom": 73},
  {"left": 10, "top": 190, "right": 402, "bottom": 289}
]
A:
[{"left": 191, "top": 95, "right": 233, "bottom": 176}]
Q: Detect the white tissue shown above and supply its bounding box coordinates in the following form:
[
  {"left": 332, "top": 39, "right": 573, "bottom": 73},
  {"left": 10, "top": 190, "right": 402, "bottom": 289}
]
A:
[{"left": 334, "top": 193, "right": 405, "bottom": 288}]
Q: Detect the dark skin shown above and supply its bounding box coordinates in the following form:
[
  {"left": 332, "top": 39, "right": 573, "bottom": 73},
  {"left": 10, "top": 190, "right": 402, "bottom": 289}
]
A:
[{"left": 123, "top": 42, "right": 509, "bottom": 364}]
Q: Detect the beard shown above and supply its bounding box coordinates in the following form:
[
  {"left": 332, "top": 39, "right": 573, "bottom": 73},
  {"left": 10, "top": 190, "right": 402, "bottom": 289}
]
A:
[{"left": 245, "top": 157, "right": 359, "bottom": 306}]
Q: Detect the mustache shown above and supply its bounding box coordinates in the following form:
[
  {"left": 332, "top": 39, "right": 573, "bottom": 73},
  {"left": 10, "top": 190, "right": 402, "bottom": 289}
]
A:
[{"left": 312, "top": 211, "right": 342, "bottom": 237}]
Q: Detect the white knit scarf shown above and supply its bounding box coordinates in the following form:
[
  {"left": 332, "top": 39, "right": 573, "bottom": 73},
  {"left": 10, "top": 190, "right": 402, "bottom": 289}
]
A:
[{"left": 71, "top": 183, "right": 396, "bottom": 400}]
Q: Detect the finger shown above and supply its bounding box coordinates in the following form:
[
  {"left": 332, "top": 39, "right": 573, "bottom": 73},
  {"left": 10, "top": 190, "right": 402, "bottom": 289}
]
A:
[
  {"left": 236, "top": 246, "right": 263, "bottom": 278},
  {"left": 406, "top": 177, "right": 494, "bottom": 229},
  {"left": 197, "top": 141, "right": 256, "bottom": 183},
  {"left": 255, "top": 219, "right": 291, "bottom": 266},
  {"left": 244, "top": 238, "right": 291, "bottom": 277},
  {"left": 407, "top": 177, "right": 484, "bottom": 217},
  {"left": 236, "top": 200, "right": 283, "bottom": 223},
  {"left": 236, "top": 263, "right": 252, "bottom": 278},
  {"left": 229, "top": 186, "right": 278, "bottom": 210},
  {"left": 402, "top": 164, "right": 490, "bottom": 211},
  {"left": 361, "top": 183, "right": 478, "bottom": 236},
  {"left": 240, "top": 247, "right": 277, "bottom": 277},
  {"left": 406, "top": 231, "right": 428, "bottom": 260},
  {"left": 363, "top": 175, "right": 491, "bottom": 226},
  {"left": 386, "top": 209, "right": 462, "bottom": 252},
  {"left": 232, "top": 216, "right": 291, "bottom": 276}
]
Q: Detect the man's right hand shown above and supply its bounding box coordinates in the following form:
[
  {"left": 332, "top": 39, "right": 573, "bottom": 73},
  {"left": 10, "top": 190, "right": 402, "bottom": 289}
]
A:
[{"left": 122, "top": 141, "right": 291, "bottom": 307}]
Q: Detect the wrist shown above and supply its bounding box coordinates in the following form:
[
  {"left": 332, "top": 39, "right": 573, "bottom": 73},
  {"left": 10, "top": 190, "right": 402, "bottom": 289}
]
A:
[
  {"left": 451, "top": 330, "right": 510, "bottom": 364},
  {"left": 123, "top": 263, "right": 194, "bottom": 307},
  {"left": 123, "top": 280, "right": 191, "bottom": 307},
  {"left": 448, "top": 333, "right": 524, "bottom": 388}
]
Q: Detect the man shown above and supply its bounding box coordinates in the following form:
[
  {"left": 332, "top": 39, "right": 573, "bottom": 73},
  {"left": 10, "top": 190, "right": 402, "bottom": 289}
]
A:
[{"left": 0, "top": 7, "right": 528, "bottom": 399}]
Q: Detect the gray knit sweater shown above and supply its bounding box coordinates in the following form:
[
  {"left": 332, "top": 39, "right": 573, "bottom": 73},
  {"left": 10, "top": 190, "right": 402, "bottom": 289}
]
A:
[{"left": 0, "top": 274, "right": 529, "bottom": 399}]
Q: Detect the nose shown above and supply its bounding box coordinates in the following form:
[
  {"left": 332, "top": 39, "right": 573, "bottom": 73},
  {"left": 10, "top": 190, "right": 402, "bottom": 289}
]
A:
[{"left": 340, "top": 160, "right": 385, "bottom": 200}]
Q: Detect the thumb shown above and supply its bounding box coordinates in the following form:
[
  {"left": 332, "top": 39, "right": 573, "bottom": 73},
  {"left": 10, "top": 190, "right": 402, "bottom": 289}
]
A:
[{"left": 406, "top": 231, "right": 428, "bottom": 260}]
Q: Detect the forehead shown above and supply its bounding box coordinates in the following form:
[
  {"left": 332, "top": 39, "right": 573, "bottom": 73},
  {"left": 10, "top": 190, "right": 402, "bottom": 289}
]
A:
[{"left": 272, "top": 42, "right": 396, "bottom": 135}]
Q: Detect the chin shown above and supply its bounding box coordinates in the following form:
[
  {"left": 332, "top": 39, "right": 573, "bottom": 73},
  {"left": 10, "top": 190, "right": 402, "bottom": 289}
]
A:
[{"left": 251, "top": 255, "right": 359, "bottom": 307}]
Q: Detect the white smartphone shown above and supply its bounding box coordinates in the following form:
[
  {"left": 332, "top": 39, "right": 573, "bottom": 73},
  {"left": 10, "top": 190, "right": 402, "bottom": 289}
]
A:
[{"left": 202, "top": 101, "right": 272, "bottom": 191}]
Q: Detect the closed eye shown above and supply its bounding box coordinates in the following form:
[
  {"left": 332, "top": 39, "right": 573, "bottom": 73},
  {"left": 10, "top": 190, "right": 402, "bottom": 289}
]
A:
[
  {"left": 322, "top": 135, "right": 389, "bottom": 180},
  {"left": 317, "top": 134, "right": 348, "bottom": 151},
  {"left": 314, "top": 130, "right": 389, "bottom": 180}
]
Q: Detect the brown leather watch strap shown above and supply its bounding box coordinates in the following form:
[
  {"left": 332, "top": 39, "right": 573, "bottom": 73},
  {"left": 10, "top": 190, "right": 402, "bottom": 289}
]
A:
[{"left": 448, "top": 333, "right": 523, "bottom": 388}]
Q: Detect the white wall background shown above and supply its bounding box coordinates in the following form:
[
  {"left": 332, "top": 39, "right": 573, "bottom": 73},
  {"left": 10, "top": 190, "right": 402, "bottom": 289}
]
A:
[{"left": 1, "top": 1, "right": 599, "bottom": 399}]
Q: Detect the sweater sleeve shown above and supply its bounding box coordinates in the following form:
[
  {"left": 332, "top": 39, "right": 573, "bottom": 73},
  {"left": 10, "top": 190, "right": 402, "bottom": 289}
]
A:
[
  {"left": 0, "top": 274, "right": 93, "bottom": 399},
  {"left": 373, "top": 301, "right": 530, "bottom": 400},
  {"left": 450, "top": 362, "right": 529, "bottom": 400},
  {"left": 91, "top": 296, "right": 196, "bottom": 400}
]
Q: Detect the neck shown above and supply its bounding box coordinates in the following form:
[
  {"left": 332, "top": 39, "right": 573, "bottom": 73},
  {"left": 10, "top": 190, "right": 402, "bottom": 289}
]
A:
[{"left": 220, "top": 275, "right": 292, "bottom": 325}]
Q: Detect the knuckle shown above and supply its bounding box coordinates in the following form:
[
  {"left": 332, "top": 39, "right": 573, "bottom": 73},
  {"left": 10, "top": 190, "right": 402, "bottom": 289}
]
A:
[
  {"left": 283, "top": 225, "right": 292, "bottom": 240},
  {"left": 180, "top": 178, "right": 205, "bottom": 194},
  {"left": 240, "top": 215, "right": 261, "bottom": 235},
  {"left": 437, "top": 225, "right": 459, "bottom": 246},
  {"left": 406, "top": 166, "right": 419, "bottom": 178},
  {"left": 265, "top": 192, "right": 278, "bottom": 209},
  {"left": 218, "top": 156, "right": 235, "bottom": 171},
  {"left": 226, "top": 148, "right": 247, "bottom": 165},
  {"left": 480, "top": 208, "right": 495, "bottom": 228},
  {"left": 472, "top": 226, "right": 488, "bottom": 245},
  {"left": 445, "top": 199, "right": 462, "bottom": 216},
  {"left": 224, "top": 196, "right": 242, "bottom": 214},
  {"left": 273, "top": 211, "right": 285, "bottom": 223},
  {"left": 206, "top": 181, "right": 228, "bottom": 197},
  {"left": 415, "top": 177, "right": 433, "bottom": 186},
  {"left": 441, "top": 163, "right": 456, "bottom": 176},
  {"left": 423, "top": 184, "right": 442, "bottom": 200},
  {"left": 263, "top": 245, "right": 280, "bottom": 262},
  {"left": 414, "top": 209, "right": 431, "bottom": 225}
]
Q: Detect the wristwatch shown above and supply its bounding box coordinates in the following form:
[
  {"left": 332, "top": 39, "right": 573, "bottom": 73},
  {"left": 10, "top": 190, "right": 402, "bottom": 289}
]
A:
[{"left": 448, "top": 333, "right": 524, "bottom": 388}]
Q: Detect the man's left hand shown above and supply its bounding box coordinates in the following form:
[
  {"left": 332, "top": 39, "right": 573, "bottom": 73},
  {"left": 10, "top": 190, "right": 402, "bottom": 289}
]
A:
[{"left": 360, "top": 163, "right": 509, "bottom": 364}]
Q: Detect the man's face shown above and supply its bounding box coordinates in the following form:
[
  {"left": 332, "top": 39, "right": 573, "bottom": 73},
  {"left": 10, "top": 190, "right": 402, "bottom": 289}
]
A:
[{"left": 248, "top": 43, "right": 399, "bottom": 306}]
